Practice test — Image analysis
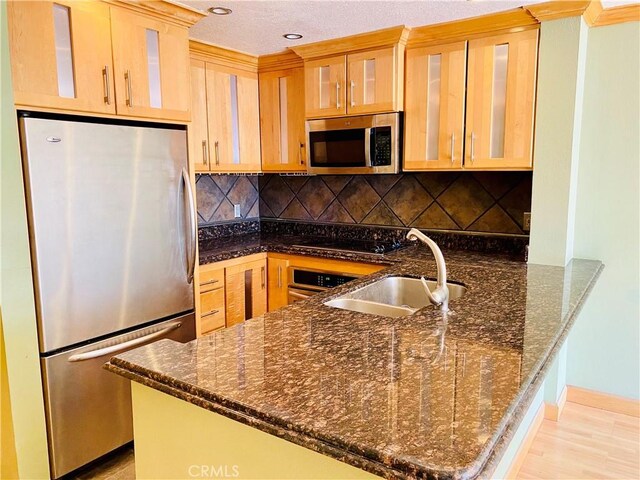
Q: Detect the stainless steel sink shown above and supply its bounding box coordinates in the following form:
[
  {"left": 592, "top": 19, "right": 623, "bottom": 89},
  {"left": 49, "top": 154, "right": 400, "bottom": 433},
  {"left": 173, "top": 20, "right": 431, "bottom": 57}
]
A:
[{"left": 324, "top": 276, "right": 466, "bottom": 318}]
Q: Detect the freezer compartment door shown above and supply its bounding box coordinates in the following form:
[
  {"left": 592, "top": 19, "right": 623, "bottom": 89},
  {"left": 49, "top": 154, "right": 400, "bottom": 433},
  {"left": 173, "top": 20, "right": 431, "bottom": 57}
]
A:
[
  {"left": 41, "top": 312, "right": 195, "bottom": 479},
  {"left": 20, "top": 116, "right": 195, "bottom": 353}
]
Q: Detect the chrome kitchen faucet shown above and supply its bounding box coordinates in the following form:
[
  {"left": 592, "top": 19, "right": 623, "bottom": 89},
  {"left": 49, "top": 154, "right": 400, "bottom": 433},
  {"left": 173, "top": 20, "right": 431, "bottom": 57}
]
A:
[{"left": 406, "top": 228, "right": 450, "bottom": 312}]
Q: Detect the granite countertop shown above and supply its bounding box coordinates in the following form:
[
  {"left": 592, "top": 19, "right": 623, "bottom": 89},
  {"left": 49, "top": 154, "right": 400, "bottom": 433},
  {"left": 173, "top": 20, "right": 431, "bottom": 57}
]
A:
[{"left": 107, "top": 237, "right": 603, "bottom": 479}]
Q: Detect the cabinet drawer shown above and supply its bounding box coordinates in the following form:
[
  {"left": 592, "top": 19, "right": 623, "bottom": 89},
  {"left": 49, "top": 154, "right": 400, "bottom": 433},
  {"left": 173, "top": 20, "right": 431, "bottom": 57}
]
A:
[
  {"left": 199, "top": 267, "right": 224, "bottom": 292},
  {"left": 200, "top": 288, "right": 225, "bottom": 334}
]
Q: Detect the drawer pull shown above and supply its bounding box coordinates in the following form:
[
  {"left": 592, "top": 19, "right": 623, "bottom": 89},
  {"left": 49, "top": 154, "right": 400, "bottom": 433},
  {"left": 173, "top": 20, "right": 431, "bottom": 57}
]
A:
[
  {"left": 201, "top": 278, "right": 220, "bottom": 286},
  {"left": 202, "top": 309, "right": 220, "bottom": 318}
]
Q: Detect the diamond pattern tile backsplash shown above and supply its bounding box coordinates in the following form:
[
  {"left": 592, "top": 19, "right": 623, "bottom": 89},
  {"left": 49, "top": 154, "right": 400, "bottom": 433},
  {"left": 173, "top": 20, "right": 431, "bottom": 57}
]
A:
[
  {"left": 258, "top": 172, "right": 532, "bottom": 235},
  {"left": 196, "top": 175, "right": 259, "bottom": 225}
]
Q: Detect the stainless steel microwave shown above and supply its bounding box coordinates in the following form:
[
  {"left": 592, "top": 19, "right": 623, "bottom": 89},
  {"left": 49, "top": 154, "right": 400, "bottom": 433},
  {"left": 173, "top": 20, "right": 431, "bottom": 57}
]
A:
[{"left": 306, "top": 112, "right": 402, "bottom": 174}]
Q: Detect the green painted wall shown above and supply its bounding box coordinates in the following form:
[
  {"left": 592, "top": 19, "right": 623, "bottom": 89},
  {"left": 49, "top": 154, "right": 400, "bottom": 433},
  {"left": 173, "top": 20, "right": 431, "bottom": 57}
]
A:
[
  {"left": 0, "top": 2, "right": 51, "bottom": 477},
  {"left": 568, "top": 21, "right": 640, "bottom": 400},
  {"left": 528, "top": 17, "right": 588, "bottom": 266}
]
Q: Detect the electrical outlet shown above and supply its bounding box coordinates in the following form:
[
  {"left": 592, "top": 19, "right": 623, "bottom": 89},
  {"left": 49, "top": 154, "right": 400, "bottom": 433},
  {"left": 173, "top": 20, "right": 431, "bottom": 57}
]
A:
[
  {"left": 234, "top": 204, "right": 241, "bottom": 218},
  {"left": 523, "top": 212, "right": 531, "bottom": 231}
]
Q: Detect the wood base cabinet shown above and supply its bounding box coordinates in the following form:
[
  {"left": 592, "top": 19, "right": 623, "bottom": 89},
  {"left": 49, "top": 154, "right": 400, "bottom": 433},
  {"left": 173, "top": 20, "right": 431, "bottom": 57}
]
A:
[
  {"left": 198, "top": 266, "right": 225, "bottom": 334},
  {"left": 267, "top": 257, "right": 289, "bottom": 312},
  {"left": 225, "top": 259, "right": 267, "bottom": 327},
  {"left": 404, "top": 28, "right": 538, "bottom": 171}
]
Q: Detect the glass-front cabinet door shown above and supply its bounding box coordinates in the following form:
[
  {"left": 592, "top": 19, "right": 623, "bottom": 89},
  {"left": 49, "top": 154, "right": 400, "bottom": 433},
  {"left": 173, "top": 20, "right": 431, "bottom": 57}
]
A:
[
  {"left": 110, "top": 7, "right": 191, "bottom": 122},
  {"left": 347, "top": 46, "right": 398, "bottom": 115},
  {"left": 404, "top": 41, "right": 467, "bottom": 170},
  {"left": 259, "top": 67, "right": 307, "bottom": 172},
  {"left": 189, "top": 59, "right": 210, "bottom": 172},
  {"left": 205, "top": 64, "right": 261, "bottom": 173},
  {"left": 7, "top": 0, "right": 115, "bottom": 114},
  {"left": 465, "top": 29, "right": 538, "bottom": 170},
  {"left": 304, "top": 55, "right": 347, "bottom": 118}
]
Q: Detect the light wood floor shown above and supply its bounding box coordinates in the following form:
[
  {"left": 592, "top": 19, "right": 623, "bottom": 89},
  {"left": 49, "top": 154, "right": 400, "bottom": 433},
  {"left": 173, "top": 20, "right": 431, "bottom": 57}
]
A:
[
  {"left": 64, "top": 402, "right": 639, "bottom": 480},
  {"left": 517, "top": 402, "right": 640, "bottom": 479}
]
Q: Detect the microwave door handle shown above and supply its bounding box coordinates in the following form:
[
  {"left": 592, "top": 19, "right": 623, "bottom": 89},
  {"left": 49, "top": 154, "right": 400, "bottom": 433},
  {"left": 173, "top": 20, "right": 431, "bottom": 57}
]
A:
[{"left": 364, "top": 127, "right": 373, "bottom": 167}]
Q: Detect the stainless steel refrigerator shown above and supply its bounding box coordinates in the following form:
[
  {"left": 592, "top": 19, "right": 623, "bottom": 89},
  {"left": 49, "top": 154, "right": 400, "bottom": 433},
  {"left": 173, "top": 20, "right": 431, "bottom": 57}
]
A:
[{"left": 19, "top": 113, "right": 197, "bottom": 478}]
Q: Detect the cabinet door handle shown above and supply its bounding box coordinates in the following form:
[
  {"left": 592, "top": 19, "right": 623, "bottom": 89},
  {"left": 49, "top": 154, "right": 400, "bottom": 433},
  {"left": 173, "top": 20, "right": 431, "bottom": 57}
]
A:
[
  {"left": 201, "top": 309, "right": 220, "bottom": 318},
  {"left": 202, "top": 140, "right": 208, "bottom": 166},
  {"left": 214, "top": 141, "right": 220, "bottom": 166},
  {"left": 336, "top": 81, "right": 341, "bottom": 109},
  {"left": 470, "top": 132, "right": 475, "bottom": 165},
  {"left": 102, "top": 66, "right": 111, "bottom": 105},
  {"left": 298, "top": 143, "right": 305, "bottom": 165},
  {"left": 450, "top": 133, "right": 455, "bottom": 165},
  {"left": 277, "top": 265, "right": 282, "bottom": 288},
  {"left": 261, "top": 266, "right": 266, "bottom": 289},
  {"left": 124, "top": 70, "right": 133, "bottom": 107},
  {"left": 350, "top": 80, "right": 355, "bottom": 107}
]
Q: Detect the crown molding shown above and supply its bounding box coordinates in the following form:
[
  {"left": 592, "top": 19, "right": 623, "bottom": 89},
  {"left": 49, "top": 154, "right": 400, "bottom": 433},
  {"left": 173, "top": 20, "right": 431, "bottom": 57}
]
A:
[
  {"left": 290, "top": 26, "right": 409, "bottom": 60},
  {"left": 588, "top": 2, "right": 640, "bottom": 27},
  {"left": 407, "top": 8, "right": 538, "bottom": 48},
  {"left": 524, "top": 1, "right": 591, "bottom": 22},
  {"left": 189, "top": 40, "right": 258, "bottom": 72},
  {"left": 105, "top": 0, "right": 206, "bottom": 27},
  {"left": 258, "top": 51, "right": 304, "bottom": 72}
]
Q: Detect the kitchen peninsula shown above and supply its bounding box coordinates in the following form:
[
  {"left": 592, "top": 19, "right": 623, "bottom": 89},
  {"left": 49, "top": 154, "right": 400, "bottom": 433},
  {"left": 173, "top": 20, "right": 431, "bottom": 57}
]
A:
[{"left": 107, "top": 238, "right": 602, "bottom": 479}]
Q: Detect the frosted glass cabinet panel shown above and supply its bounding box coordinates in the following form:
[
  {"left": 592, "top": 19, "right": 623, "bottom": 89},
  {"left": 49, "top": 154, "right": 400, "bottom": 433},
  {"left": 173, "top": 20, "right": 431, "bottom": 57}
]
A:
[
  {"left": 465, "top": 29, "right": 538, "bottom": 169},
  {"left": 110, "top": 7, "right": 191, "bottom": 121},
  {"left": 404, "top": 42, "right": 467, "bottom": 171},
  {"left": 7, "top": 0, "right": 115, "bottom": 114},
  {"left": 52, "top": 4, "right": 75, "bottom": 99},
  {"left": 260, "top": 67, "right": 306, "bottom": 172}
]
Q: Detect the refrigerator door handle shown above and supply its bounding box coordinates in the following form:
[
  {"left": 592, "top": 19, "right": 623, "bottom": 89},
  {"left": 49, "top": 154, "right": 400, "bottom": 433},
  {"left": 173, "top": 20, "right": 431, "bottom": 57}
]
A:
[
  {"left": 182, "top": 168, "right": 197, "bottom": 284},
  {"left": 67, "top": 321, "right": 182, "bottom": 362}
]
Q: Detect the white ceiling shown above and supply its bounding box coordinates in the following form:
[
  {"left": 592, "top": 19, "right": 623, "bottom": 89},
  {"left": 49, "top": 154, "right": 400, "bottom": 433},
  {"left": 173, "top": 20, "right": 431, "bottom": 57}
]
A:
[
  {"left": 181, "top": 0, "right": 639, "bottom": 56},
  {"left": 181, "top": 0, "right": 550, "bottom": 56}
]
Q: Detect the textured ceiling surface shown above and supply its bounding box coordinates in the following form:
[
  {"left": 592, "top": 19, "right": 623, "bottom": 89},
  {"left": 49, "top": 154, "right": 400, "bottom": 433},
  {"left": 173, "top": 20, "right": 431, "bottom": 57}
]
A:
[{"left": 181, "top": 0, "right": 552, "bottom": 55}]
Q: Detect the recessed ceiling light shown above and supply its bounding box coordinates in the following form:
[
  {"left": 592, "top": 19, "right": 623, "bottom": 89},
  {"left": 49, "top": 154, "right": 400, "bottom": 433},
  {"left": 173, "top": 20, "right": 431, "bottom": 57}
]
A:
[
  {"left": 208, "top": 6, "right": 232, "bottom": 15},
  {"left": 283, "top": 33, "right": 303, "bottom": 40}
]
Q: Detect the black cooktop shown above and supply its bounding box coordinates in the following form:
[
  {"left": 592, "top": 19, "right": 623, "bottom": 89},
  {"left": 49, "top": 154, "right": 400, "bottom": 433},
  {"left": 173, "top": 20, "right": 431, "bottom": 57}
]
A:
[{"left": 292, "top": 238, "right": 405, "bottom": 255}]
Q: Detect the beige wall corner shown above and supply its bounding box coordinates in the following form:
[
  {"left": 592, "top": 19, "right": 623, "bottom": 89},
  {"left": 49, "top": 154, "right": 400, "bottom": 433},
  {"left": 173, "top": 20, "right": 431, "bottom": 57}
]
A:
[
  {"left": 528, "top": 16, "right": 589, "bottom": 266},
  {"left": 1, "top": 316, "right": 19, "bottom": 480},
  {"left": 1, "top": 1, "right": 51, "bottom": 477}
]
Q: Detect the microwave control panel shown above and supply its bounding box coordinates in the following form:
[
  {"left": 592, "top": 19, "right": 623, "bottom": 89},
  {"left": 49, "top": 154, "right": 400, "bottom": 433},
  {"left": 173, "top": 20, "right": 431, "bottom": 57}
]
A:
[{"left": 371, "top": 126, "right": 392, "bottom": 166}]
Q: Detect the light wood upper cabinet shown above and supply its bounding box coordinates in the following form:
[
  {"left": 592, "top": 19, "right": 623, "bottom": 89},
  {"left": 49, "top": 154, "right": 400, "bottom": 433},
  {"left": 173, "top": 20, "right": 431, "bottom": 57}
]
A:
[
  {"left": 347, "top": 46, "right": 400, "bottom": 115},
  {"left": 304, "top": 55, "right": 347, "bottom": 118},
  {"left": 225, "top": 259, "right": 267, "bottom": 327},
  {"left": 7, "top": 1, "right": 202, "bottom": 120},
  {"left": 189, "top": 59, "right": 209, "bottom": 171},
  {"left": 303, "top": 49, "right": 403, "bottom": 118},
  {"left": 189, "top": 42, "right": 262, "bottom": 174},
  {"left": 205, "top": 64, "right": 261, "bottom": 172},
  {"left": 404, "top": 42, "right": 467, "bottom": 170},
  {"left": 7, "top": 0, "right": 115, "bottom": 114},
  {"left": 259, "top": 67, "right": 307, "bottom": 172},
  {"left": 293, "top": 27, "right": 409, "bottom": 119},
  {"left": 110, "top": 7, "right": 191, "bottom": 122},
  {"left": 465, "top": 29, "right": 538, "bottom": 169},
  {"left": 404, "top": 29, "right": 538, "bottom": 171}
]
